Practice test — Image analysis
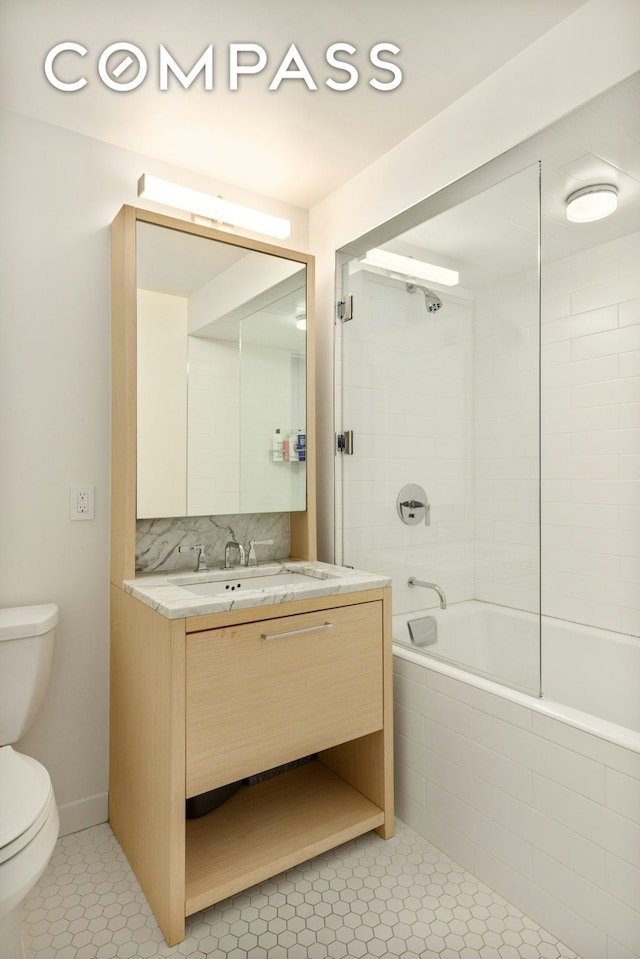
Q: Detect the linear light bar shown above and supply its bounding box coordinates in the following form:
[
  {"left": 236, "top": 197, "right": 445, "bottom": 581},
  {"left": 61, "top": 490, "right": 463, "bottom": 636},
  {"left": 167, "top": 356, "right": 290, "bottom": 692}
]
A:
[
  {"left": 137, "top": 174, "right": 291, "bottom": 240},
  {"left": 356, "top": 248, "right": 459, "bottom": 286}
]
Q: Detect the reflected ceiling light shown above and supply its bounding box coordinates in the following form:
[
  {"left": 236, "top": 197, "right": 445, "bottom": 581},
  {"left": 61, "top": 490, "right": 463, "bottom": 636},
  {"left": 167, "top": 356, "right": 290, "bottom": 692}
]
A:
[
  {"left": 354, "top": 248, "right": 459, "bottom": 286},
  {"left": 565, "top": 184, "right": 618, "bottom": 223},
  {"left": 137, "top": 174, "right": 291, "bottom": 240},
  {"left": 296, "top": 310, "right": 307, "bottom": 331}
]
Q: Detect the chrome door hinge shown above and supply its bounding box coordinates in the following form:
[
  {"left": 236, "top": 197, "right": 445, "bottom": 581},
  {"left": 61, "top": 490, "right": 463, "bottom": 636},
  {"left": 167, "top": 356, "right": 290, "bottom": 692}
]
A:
[
  {"left": 336, "top": 294, "right": 353, "bottom": 322},
  {"left": 336, "top": 430, "right": 354, "bottom": 454}
]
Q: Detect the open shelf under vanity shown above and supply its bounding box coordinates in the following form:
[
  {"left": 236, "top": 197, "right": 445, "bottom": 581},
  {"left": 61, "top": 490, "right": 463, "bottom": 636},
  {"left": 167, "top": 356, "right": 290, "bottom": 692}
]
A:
[{"left": 185, "top": 760, "right": 385, "bottom": 914}]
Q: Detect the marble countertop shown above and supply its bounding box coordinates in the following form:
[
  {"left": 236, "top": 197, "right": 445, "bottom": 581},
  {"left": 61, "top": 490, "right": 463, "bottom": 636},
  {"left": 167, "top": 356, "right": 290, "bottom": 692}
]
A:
[{"left": 123, "top": 560, "right": 390, "bottom": 619}]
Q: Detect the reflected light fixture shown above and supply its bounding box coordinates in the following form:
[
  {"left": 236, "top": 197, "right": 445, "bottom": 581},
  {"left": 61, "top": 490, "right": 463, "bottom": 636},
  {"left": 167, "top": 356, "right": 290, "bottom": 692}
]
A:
[
  {"left": 296, "top": 310, "right": 307, "bottom": 331},
  {"left": 566, "top": 184, "right": 618, "bottom": 223},
  {"left": 137, "top": 174, "right": 291, "bottom": 240},
  {"left": 351, "top": 248, "right": 459, "bottom": 286}
]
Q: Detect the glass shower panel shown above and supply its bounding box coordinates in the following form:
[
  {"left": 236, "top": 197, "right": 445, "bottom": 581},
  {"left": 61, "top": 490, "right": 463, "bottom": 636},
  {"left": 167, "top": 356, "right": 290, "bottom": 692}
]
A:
[{"left": 336, "top": 162, "right": 541, "bottom": 697}]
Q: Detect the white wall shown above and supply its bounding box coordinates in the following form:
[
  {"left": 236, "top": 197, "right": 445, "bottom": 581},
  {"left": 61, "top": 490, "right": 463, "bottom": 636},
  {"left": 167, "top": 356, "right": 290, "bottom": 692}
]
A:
[
  {"left": 137, "top": 290, "right": 188, "bottom": 518},
  {"left": 0, "top": 109, "right": 307, "bottom": 835},
  {"left": 187, "top": 338, "right": 306, "bottom": 515},
  {"left": 240, "top": 345, "right": 306, "bottom": 513},
  {"left": 187, "top": 336, "right": 241, "bottom": 515}
]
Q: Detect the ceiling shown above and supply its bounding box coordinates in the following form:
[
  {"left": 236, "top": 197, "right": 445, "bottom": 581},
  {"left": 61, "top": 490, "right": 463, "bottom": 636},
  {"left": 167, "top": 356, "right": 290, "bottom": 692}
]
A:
[
  {"left": 136, "top": 219, "right": 307, "bottom": 347},
  {"left": 375, "top": 74, "right": 640, "bottom": 288},
  {"left": 0, "top": 0, "right": 587, "bottom": 208}
]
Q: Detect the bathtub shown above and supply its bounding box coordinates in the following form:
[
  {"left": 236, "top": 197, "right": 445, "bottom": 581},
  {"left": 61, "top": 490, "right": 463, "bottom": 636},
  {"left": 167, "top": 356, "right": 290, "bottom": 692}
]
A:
[
  {"left": 392, "top": 601, "right": 640, "bottom": 959},
  {"left": 394, "top": 600, "right": 640, "bottom": 740}
]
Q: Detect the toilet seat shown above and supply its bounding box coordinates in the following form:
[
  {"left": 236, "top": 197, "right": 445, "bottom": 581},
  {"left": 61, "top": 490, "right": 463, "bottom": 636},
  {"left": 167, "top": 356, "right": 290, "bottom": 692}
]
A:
[{"left": 0, "top": 747, "right": 54, "bottom": 863}]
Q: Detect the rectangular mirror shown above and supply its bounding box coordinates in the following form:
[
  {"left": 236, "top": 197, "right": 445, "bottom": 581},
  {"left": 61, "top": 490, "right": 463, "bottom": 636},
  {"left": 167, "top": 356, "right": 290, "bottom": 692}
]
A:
[{"left": 136, "top": 220, "right": 307, "bottom": 518}]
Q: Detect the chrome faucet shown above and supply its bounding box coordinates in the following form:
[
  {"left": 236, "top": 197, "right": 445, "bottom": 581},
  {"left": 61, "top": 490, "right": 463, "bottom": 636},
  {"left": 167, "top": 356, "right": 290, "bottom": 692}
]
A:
[
  {"left": 408, "top": 576, "right": 447, "bottom": 609},
  {"left": 247, "top": 539, "right": 274, "bottom": 567},
  {"left": 178, "top": 543, "right": 208, "bottom": 572},
  {"left": 222, "top": 540, "right": 245, "bottom": 570}
]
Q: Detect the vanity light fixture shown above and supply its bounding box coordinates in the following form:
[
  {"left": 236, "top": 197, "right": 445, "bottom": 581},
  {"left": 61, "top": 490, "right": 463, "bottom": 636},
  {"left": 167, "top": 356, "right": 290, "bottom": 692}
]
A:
[
  {"left": 351, "top": 248, "right": 459, "bottom": 286},
  {"left": 137, "top": 174, "right": 292, "bottom": 240},
  {"left": 565, "top": 184, "right": 618, "bottom": 223}
]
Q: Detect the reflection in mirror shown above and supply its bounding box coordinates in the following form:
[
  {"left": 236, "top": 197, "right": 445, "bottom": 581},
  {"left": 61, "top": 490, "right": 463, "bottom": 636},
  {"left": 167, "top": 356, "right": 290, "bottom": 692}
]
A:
[{"left": 136, "top": 222, "right": 306, "bottom": 518}]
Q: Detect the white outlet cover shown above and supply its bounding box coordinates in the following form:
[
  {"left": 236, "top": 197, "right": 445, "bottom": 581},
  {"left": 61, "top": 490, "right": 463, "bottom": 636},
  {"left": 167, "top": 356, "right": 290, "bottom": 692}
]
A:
[{"left": 69, "top": 484, "right": 95, "bottom": 521}]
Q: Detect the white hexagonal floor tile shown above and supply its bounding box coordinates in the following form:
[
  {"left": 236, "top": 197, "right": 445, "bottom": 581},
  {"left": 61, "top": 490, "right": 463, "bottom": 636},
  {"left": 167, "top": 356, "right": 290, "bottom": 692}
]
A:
[{"left": 21, "top": 820, "right": 581, "bottom": 958}]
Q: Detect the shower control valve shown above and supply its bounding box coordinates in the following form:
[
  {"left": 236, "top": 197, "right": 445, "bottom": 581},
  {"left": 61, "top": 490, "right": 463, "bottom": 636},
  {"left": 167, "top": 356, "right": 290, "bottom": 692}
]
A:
[{"left": 397, "top": 484, "right": 431, "bottom": 526}]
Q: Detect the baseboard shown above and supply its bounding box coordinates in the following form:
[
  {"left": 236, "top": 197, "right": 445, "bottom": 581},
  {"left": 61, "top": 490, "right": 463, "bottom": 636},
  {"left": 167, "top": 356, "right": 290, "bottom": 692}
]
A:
[{"left": 57, "top": 792, "right": 108, "bottom": 837}]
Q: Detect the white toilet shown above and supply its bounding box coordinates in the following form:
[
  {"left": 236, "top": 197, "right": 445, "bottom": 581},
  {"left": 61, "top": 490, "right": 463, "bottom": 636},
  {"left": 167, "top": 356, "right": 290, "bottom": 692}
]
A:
[{"left": 0, "top": 605, "right": 60, "bottom": 959}]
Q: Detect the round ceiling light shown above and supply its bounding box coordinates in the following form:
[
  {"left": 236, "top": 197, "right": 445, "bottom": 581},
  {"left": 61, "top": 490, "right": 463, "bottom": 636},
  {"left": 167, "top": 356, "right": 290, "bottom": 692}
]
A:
[{"left": 566, "top": 184, "right": 618, "bottom": 223}]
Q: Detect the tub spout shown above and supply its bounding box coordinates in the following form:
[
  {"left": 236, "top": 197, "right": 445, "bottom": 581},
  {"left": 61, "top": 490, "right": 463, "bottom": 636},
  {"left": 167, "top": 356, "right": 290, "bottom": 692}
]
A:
[{"left": 408, "top": 577, "right": 447, "bottom": 609}]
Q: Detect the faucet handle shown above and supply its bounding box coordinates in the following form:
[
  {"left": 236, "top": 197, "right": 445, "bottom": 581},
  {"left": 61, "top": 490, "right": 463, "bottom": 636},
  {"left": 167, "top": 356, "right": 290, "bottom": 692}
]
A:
[
  {"left": 179, "top": 543, "right": 208, "bottom": 572},
  {"left": 247, "top": 539, "right": 274, "bottom": 567}
]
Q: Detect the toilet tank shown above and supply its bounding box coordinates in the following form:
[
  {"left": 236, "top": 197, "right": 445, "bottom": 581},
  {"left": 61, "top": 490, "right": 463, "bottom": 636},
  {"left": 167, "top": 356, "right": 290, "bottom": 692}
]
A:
[{"left": 0, "top": 604, "right": 58, "bottom": 745}]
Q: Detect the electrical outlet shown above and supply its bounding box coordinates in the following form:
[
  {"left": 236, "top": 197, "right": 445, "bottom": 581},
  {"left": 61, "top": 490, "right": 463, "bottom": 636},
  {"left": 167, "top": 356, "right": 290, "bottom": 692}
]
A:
[{"left": 70, "top": 484, "right": 95, "bottom": 521}]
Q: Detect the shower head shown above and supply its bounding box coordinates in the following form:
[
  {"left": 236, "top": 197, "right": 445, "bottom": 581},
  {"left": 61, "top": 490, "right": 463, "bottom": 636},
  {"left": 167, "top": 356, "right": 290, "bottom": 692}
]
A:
[{"left": 406, "top": 282, "right": 442, "bottom": 313}]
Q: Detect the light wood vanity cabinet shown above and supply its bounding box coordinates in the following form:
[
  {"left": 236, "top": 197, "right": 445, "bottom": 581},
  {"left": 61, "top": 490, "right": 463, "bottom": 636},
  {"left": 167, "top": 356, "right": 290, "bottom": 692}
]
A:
[
  {"left": 186, "top": 601, "right": 383, "bottom": 795},
  {"left": 109, "top": 205, "right": 393, "bottom": 946},
  {"left": 110, "top": 585, "right": 394, "bottom": 946}
]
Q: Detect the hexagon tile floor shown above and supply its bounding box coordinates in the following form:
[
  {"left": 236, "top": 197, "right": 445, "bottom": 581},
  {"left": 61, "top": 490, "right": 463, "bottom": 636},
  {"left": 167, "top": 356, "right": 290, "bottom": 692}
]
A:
[{"left": 21, "top": 820, "right": 580, "bottom": 959}]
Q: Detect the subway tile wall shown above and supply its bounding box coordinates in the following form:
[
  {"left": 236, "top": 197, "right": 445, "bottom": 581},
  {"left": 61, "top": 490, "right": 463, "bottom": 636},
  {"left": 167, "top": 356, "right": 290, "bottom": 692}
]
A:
[
  {"left": 393, "top": 654, "right": 640, "bottom": 959},
  {"left": 541, "top": 231, "right": 640, "bottom": 636},
  {"left": 473, "top": 271, "right": 540, "bottom": 614},
  {"left": 338, "top": 271, "right": 474, "bottom": 615},
  {"left": 340, "top": 231, "right": 640, "bottom": 637}
]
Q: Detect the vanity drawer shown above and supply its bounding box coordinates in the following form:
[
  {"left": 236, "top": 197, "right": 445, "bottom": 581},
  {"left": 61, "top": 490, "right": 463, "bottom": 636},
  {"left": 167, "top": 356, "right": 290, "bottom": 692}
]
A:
[{"left": 186, "top": 601, "right": 383, "bottom": 797}]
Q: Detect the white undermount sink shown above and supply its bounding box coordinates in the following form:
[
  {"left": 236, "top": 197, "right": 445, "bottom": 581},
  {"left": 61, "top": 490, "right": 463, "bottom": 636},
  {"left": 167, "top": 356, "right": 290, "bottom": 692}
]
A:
[{"left": 180, "top": 571, "right": 318, "bottom": 598}]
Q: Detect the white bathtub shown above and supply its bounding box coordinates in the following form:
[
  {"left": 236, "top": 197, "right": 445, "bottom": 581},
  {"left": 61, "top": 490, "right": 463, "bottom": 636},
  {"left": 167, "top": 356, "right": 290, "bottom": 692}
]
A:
[
  {"left": 392, "top": 600, "right": 640, "bottom": 958},
  {"left": 394, "top": 600, "right": 640, "bottom": 743}
]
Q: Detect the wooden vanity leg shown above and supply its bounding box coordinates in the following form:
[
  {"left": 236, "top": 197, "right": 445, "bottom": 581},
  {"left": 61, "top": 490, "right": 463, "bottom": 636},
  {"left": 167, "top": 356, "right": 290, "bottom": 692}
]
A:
[
  {"left": 109, "top": 587, "right": 186, "bottom": 945},
  {"left": 318, "top": 587, "right": 395, "bottom": 838},
  {"left": 378, "top": 585, "right": 395, "bottom": 837}
]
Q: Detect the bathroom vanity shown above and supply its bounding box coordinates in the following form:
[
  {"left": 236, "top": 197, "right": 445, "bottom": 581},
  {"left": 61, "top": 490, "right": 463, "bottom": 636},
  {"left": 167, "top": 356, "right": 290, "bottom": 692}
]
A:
[
  {"left": 109, "top": 207, "right": 394, "bottom": 945},
  {"left": 110, "top": 565, "right": 393, "bottom": 945}
]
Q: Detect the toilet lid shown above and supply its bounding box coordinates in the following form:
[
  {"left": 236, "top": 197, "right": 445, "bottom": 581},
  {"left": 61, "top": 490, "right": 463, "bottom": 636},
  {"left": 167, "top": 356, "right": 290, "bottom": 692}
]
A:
[
  {"left": 0, "top": 747, "right": 53, "bottom": 851},
  {"left": 0, "top": 603, "right": 58, "bottom": 642}
]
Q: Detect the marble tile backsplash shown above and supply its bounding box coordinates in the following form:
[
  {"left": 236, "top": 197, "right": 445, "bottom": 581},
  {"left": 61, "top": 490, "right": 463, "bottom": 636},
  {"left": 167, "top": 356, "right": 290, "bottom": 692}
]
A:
[{"left": 135, "top": 512, "right": 290, "bottom": 572}]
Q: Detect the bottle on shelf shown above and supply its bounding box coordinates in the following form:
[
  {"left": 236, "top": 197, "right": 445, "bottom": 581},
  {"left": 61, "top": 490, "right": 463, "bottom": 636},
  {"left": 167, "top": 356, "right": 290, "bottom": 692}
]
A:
[
  {"left": 288, "top": 429, "right": 299, "bottom": 462},
  {"left": 296, "top": 429, "right": 306, "bottom": 462},
  {"left": 272, "top": 428, "right": 284, "bottom": 462}
]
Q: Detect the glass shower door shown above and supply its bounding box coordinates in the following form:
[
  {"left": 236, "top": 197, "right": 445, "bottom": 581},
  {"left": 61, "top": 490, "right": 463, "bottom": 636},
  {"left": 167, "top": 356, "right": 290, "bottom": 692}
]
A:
[{"left": 335, "top": 161, "right": 541, "bottom": 697}]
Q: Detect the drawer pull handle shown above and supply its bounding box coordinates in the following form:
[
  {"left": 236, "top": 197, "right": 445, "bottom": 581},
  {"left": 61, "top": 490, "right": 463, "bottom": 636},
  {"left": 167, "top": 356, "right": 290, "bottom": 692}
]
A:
[{"left": 261, "top": 622, "right": 334, "bottom": 641}]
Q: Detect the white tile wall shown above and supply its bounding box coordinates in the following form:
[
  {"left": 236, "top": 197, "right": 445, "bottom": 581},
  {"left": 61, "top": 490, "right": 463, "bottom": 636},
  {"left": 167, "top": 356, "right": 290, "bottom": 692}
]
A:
[
  {"left": 473, "top": 268, "right": 540, "bottom": 614},
  {"left": 393, "top": 653, "right": 640, "bottom": 959},
  {"left": 541, "top": 231, "right": 640, "bottom": 636},
  {"left": 339, "top": 271, "right": 474, "bottom": 614}
]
